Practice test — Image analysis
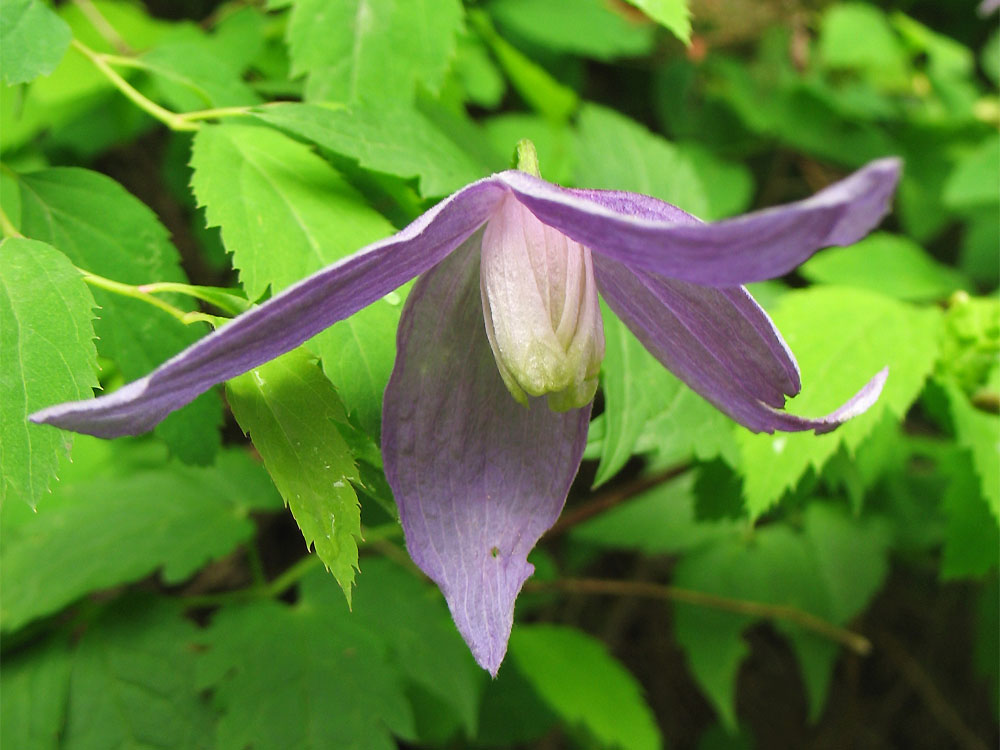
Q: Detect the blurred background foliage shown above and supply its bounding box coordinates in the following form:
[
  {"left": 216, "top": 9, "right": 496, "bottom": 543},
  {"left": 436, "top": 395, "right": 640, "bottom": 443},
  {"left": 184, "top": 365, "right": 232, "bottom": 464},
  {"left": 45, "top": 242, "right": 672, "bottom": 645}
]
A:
[{"left": 0, "top": 0, "right": 997, "bottom": 748}]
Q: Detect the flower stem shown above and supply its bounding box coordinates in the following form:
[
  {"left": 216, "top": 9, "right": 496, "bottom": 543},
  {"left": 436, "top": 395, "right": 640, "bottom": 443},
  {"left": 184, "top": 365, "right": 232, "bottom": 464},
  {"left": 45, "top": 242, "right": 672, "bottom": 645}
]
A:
[
  {"left": 72, "top": 0, "right": 133, "bottom": 53},
  {"left": 80, "top": 271, "right": 197, "bottom": 325},
  {"left": 528, "top": 577, "right": 872, "bottom": 655}
]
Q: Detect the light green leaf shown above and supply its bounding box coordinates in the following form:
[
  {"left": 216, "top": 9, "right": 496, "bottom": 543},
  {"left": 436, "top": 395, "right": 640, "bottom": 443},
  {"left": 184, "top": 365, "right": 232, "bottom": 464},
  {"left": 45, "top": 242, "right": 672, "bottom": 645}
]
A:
[
  {"left": 0, "top": 634, "right": 71, "bottom": 750},
  {"left": 818, "top": 3, "right": 908, "bottom": 84},
  {"left": 453, "top": 29, "right": 506, "bottom": 108},
  {"left": 254, "top": 102, "right": 485, "bottom": 197},
  {"left": 190, "top": 123, "right": 399, "bottom": 435},
  {"left": 943, "top": 137, "right": 1000, "bottom": 210},
  {"left": 575, "top": 103, "right": 710, "bottom": 218},
  {"left": 510, "top": 624, "right": 661, "bottom": 750},
  {"left": 737, "top": 287, "right": 942, "bottom": 518},
  {"left": 196, "top": 568, "right": 415, "bottom": 749},
  {"left": 64, "top": 597, "right": 214, "bottom": 749},
  {"left": 0, "top": 0, "right": 72, "bottom": 84},
  {"left": 15, "top": 167, "right": 223, "bottom": 465},
  {"left": 139, "top": 40, "right": 263, "bottom": 112},
  {"left": 570, "top": 471, "right": 743, "bottom": 555},
  {"left": 226, "top": 347, "right": 363, "bottom": 603},
  {"left": 469, "top": 9, "right": 578, "bottom": 123},
  {"left": 0, "top": 237, "right": 98, "bottom": 508},
  {"left": 488, "top": 0, "right": 655, "bottom": 60},
  {"left": 286, "top": 0, "right": 462, "bottom": 105},
  {"left": 0, "top": 449, "right": 281, "bottom": 631},
  {"left": 674, "top": 504, "right": 889, "bottom": 728},
  {"left": 622, "top": 0, "right": 691, "bottom": 45},
  {"left": 800, "top": 233, "right": 971, "bottom": 302}
]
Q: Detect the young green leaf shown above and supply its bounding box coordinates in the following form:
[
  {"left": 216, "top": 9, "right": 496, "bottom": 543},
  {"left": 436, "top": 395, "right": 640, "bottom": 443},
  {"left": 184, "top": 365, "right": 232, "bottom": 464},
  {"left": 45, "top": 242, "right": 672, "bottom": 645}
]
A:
[
  {"left": 286, "top": 0, "right": 462, "bottom": 105},
  {"left": 0, "top": 237, "right": 98, "bottom": 508},
  {"left": 737, "top": 287, "right": 942, "bottom": 518},
  {"left": 0, "top": 449, "right": 281, "bottom": 631},
  {"left": 622, "top": 0, "right": 692, "bottom": 45},
  {"left": 190, "top": 123, "right": 402, "bottom": 436},
  {"left": 196, "top": 568, "right": 415, "bottom": 749},
  {"left": 0, "top": 0, "right": 72, "bottom": 85},
  {"left": 15, "top": 167, "right": 223, "bottom": 464},
  {"left": 226, "top": 347, "right": 364, "bottom": 603},
  {"left": 510, "top": 624, "right": 661, "bottom": 750}
]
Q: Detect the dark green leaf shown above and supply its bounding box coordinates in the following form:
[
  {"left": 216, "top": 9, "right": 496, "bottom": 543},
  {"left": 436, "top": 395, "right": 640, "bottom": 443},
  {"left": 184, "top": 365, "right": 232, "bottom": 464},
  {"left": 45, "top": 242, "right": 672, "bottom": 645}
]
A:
[
  {"left": 0, "top": 237, "right": 98, "bottom": 508},
  {"left": 0, "top": 449, "right": 281, "bottom": 631},
  {"left": 196, "top": 568, "right": 415, "bottom": 749},
  {"left": 0, "top": 634, "right": 71, "bottom": 750},
  {"left": 226, "top": 347, "right": 363, "bottom": 603},
  {"left": 940, "top": 451, "right": 999, "bottom": 579}
]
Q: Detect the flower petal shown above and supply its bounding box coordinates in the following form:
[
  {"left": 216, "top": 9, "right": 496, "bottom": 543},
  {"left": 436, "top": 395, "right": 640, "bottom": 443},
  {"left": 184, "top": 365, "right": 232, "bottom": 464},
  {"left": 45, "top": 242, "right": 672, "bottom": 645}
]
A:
[
  {"left": 382, "top": 234, "right": 591, "bottom": 675},
  {"left": 594, "top": 255, "right": 886, "bottom": 434},
  {"left": 29, "top": 179, "right": 507, "bottom": 438},
  {"left": 498, "top": 158, "right": 902, "bottom": 286}
]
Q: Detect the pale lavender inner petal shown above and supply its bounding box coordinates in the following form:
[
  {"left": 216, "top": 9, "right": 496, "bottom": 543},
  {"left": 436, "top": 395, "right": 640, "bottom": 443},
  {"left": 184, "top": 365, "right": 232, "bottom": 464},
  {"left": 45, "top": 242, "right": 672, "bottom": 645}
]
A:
[
  {"left": 595, "top": 254, "right": 885, "bottom": 434},
  {"left": 382, "top": 235, "right": 591, "bottom": 676},
  {"left": 499, "top": 158, "right": 902, "bottom": 287},
  {"left": 29, "top": 179, "right": 508, "bottom": 438}
]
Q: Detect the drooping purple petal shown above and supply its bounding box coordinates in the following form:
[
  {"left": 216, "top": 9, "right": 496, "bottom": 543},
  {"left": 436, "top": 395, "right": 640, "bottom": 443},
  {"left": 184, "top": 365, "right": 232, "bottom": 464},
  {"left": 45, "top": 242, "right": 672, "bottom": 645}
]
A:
[
  {"left": 30, "top": 179, "right": 508, "bottom": 438},
  {"left": 594, "top": 255, "right": 887, "bottom": 434},
  {"left": 382, "top": 234, "right": 591, "bottom": 675},
  {"left": 498, "top": 158, "right": 902, "bottom": 287}
]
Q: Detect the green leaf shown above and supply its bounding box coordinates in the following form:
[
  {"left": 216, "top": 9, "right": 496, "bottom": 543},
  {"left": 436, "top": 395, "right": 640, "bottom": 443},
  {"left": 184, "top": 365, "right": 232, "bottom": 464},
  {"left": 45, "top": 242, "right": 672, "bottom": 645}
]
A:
[
  {"left": 575, "top": 103, "right": 710, "bottom": 218},
  {"left": 0, "top": 237, "right": 98, "bottom": 508},
  {"left": 488, "top": 0, "right": 655, "bottom": 60},
  {"left": 453, "top": 29, "right": 506, "bottom": 108},
  {"left": 0, "top": 0, "right": 72, "bottom": 85},
  {"left": 139, "top": 40, "right": 263, "bottom": 112},
  {"left": 190, "top": 123, "right": 399, "bottom": 435},
  {"left": 64, "top": 597, "right": 214, "bottom": 749},
  {"left": 0, "top": 634, "right": 72, "bottom": 750},
  {"left": 286, "top": 0, "right": 462, "bottom": 105},
  {"left": 622, "top": 0, "right": 691, "bottom": 45},
  {"left": 736, "top": 287, "right": 942, "bottom": 518},
  {"left": 469, "top": 9, "right": 579, "bottom": 123},
  {"left": 350, "top": 558, "right": 482, "bottom": 735},
  {"left": 570, "top": 471, "right": 743, "bottom": 555},
  {"left": 226, "top": 347, "right": 363, "bottom": 603},
  {"left": 510, "top": 624, "right": 661, "bottom": 750},
  {"left": 942, "top": 379, "right": 1000, "bottom": 521},
  {"left": 196, "top": 568, "right": 415, "bottom": 749},
  {"left": 800, "top": 233, "right": 971, "bottom": 302},
  {"left": 254, "top": 102, "right": 485, "bottom": 197},
  {"left": 940, "top": 451, "right": 999, "bottom": 579},
  {"left": 818, "top": 3, "right": 907, "bottom": 84},
  {"left": 0, "top": 449, "right": 281, "bottom": 631},
  {"left": 674, "top": 504, "right": 890, "bottom": 728},
  {"left": 14, "top": 167, "right": 223, "bottom": 465},
  {"left": 943, "top": 137, "right": 1000, "bottom": 211}
]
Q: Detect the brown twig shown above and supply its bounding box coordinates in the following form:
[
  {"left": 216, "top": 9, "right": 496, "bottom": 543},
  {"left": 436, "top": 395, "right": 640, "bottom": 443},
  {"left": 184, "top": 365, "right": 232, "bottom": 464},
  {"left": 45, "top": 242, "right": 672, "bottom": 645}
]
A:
[
  {"left": 526, "top": 577, "right": 873, "bottom": 655},
  {"left": 545, "top": 463, "right": 692, "bottom": 538},
  {"left": 875, "top": 632, "right": 990, "bottom": 750}
]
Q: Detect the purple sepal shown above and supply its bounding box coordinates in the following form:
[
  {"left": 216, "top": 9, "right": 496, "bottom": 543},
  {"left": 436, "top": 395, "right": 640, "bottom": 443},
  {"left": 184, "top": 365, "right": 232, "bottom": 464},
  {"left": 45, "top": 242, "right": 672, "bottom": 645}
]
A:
[
  {"left": 594, "top": 254, "right": 887, "bottom": 434},
  {"left": 29, "top": 179, "right": 507, "bottom": 438},
  {"left": 382, "top": 236, "right": 590, "bottom": 675},
  {"left": 498, "top": 158, "right": 902, "bottom": 287}
]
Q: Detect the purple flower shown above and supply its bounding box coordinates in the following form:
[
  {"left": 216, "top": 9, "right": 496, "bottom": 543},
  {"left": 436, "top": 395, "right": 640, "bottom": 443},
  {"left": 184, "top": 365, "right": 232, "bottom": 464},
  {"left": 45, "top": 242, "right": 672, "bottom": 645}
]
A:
[{"left": 31, "top": 152, "right": 900, "bottom": 675}]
